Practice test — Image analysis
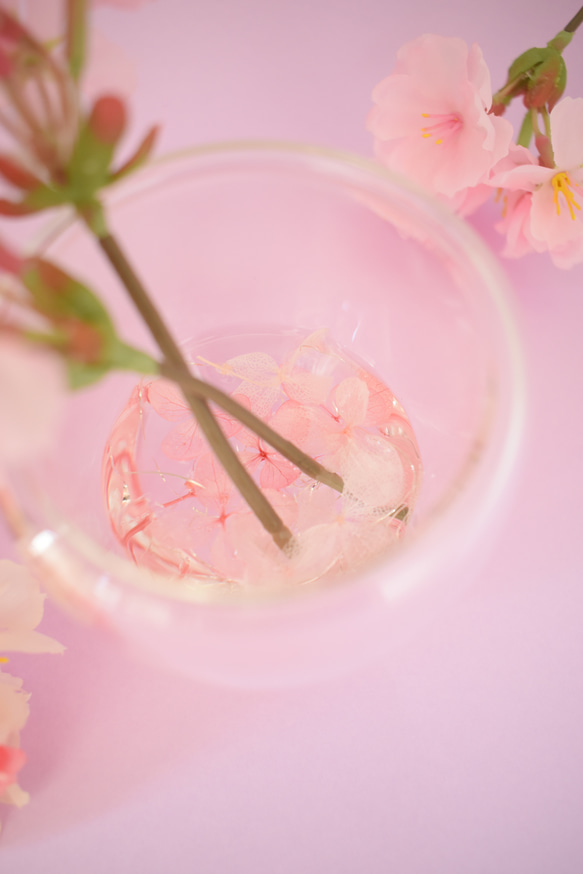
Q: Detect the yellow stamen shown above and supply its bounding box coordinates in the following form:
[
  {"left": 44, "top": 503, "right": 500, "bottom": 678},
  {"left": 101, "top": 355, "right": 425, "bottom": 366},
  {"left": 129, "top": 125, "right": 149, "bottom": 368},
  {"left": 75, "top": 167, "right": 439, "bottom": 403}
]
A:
[
  {"left": 552, "top": 171, "right": 581, "bottom": 220},
  {"left": 0, "top": 657, "right": 9, "bottom": 664},
  {"left": 435, "top": 139, "right": 443, "bottom": 145}
]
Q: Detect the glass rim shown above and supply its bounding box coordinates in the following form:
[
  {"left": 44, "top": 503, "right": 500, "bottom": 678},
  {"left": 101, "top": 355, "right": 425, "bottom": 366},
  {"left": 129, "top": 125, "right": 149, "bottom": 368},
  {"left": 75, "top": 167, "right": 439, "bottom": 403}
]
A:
[{"left": 27, "top": 139, "right": 527, "bottom": 610}]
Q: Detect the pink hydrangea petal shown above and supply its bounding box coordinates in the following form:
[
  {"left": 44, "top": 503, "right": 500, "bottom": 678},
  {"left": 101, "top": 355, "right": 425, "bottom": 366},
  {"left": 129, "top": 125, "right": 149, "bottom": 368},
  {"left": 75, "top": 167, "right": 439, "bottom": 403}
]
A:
[
  {"left": 358, "top": 368, "right": 395, "bottom": 426},
  {"left": 259, "top": 451, "right": 300, "bottom": 490},
  {"left": 194, "top": 452, "right": 233, "bottom": 508},
  {"left": 160, "top": 418, "right": 202, "bottom": 461},
  {"left": 332, "top": 376, "right": 369, "bottom": 428},
  {"left": 337, "top": 433, "right": 405, "bottom": 511},
  {"left": 550, "top": 97, "right": 583, "bottom": 170},
  {"left": 282, "top": 369, "right": 332, "bottom": 405},
  {"left": 269, "top": 400, "right": 312, "bottom": 448},
  {"left": 147, "top": 379, "right": 188, "bottom": 421}
]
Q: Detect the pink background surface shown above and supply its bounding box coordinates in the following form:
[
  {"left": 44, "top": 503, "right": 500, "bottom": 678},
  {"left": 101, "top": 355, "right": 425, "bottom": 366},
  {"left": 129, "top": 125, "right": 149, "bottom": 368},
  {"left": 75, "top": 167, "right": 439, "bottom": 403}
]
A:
[{"left": 2, "top": 0, "right": 583, "bottom": 871}]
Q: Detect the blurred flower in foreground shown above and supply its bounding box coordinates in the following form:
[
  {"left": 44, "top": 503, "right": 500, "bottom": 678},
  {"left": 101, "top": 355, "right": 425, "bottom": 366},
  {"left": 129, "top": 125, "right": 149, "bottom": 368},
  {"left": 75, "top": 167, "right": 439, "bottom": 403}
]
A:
[
  {"left": 367, "top": 35, "right": 513, "bottom": 202},
  {"left": 0, "top": 8, "right": 78, "bottom": 185},
  {"left": 0, "top": 560, "right": 64, "bottom": 809}
]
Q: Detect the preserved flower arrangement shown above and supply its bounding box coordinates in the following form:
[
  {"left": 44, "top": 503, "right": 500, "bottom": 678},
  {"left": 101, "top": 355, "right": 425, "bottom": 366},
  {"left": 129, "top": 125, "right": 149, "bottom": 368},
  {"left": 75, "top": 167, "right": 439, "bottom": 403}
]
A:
[{"left": 0, "top": 0, "right": 577, "bottom": 811}]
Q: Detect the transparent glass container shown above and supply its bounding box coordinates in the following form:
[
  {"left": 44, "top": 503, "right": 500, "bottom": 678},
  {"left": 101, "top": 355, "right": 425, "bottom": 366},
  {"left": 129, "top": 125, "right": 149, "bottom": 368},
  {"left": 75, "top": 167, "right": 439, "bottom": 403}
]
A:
[{"left": 8, "top": 142, "right": 525, "bottom": 686}]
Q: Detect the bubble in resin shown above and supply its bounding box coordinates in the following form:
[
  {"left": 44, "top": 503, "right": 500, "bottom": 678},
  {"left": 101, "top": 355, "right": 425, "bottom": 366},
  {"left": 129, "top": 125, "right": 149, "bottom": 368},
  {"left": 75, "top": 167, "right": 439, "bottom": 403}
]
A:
[{"left": 102, "top": 329, "right": 422, "bottom": 590}]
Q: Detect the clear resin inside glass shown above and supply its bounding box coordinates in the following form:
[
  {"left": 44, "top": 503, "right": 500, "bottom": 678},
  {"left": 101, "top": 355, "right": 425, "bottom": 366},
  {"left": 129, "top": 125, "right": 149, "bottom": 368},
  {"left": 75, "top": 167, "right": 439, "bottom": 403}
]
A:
[{"left": 103, "top": 328, "right": 422, "bottom": 589}]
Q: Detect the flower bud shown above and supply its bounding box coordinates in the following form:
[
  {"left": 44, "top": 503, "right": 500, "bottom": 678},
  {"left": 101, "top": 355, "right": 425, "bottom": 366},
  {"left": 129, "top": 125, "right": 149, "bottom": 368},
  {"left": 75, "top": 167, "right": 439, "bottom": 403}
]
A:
[{"left": 88, "top": 95, "right": 127, "bottom": 147}]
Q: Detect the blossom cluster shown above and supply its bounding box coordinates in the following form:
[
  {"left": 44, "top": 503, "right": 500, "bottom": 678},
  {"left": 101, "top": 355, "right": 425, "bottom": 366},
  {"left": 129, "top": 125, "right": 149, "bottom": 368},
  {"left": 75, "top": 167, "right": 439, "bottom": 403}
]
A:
[
  {"left": 104, "top": 331, "right": 422, "bottom": 588},
  {"left": 0, "top": 560, "right": 63, "bottom": 813},
  {"left": 367, "top": 34, "right": 583, "bottom": 268}
]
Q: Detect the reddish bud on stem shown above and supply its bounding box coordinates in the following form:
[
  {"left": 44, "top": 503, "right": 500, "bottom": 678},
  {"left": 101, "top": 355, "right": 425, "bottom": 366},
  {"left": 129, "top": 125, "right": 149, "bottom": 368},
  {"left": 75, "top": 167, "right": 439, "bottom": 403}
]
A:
[
  {"left": 0, "top": 155, "right": 42, "bottom": 191},
  {"left": 88, "top": 95, "right": 127, "bottom": 146},
  {"left": 0, "top": 239, "right": 23, "bottom": 275}
]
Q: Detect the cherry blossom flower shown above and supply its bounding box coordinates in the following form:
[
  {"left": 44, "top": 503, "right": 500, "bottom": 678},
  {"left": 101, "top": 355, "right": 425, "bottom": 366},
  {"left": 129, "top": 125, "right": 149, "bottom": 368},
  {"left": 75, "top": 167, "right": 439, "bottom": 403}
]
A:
[
  {"left": 0, "top": 336, "right": 67, "bottom": 466},
  {"left": 367, "top": 35, "right": 513, "bottom": 199},
  {"left": 0, "top": 670, "right": 29, "bottom": 808},
  {"left": 0, "top": 8, "right": 78, "bottom": 183},
  {"left": 0, "top": 560, "right": 64, "bottom": 808},
  {"left": 490, "top": 98, "right": 583, "bottom": 268}
]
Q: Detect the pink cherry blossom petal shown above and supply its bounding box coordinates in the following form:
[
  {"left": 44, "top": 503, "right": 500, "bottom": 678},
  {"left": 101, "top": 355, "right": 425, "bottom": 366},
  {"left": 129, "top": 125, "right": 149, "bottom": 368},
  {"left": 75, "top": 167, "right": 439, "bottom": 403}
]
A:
[
  {"left": 550, "top": 97, "right": 583, "bottom": 170},
  {"left": 367, "top": 34, "right": 512, "bottom": 198},
  {"left": 0, "top": 745, "right": 26, "bottom": 795}
]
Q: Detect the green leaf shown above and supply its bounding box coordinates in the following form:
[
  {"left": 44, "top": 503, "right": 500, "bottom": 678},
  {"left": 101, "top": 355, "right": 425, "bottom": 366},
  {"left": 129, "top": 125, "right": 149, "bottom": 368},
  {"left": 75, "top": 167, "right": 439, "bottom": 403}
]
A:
[
  {"left": 22, "top": 260, "right": 113, "bottom": 330},
  {"left": 508, "top": 47, "right": 546, "bottom": 82},
  {"left": 106, "top": 339, "right": 159, "bottom": 375},
  {"left": 66, "top": 359, "right": 110, "bottom": 390}
]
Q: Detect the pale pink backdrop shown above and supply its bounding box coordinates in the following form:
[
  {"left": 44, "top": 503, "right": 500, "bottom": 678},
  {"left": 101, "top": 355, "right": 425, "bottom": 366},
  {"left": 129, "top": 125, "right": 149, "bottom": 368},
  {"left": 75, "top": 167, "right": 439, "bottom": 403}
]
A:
[{"left": 2, "top": 1, "right": 583, "bottom": 871}]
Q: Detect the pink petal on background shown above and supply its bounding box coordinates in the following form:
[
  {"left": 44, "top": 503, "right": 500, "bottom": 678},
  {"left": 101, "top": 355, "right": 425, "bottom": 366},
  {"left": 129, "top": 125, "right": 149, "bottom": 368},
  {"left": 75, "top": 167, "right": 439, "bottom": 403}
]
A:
[
  {"left": 0, "top": 338, "right": 66, "bottom": 465},
  {"left": 550, "top": 97, "right": 583, "bottom": 170},
  {"left": 0, "top": 561, "right": 65, "bottom": 654}
]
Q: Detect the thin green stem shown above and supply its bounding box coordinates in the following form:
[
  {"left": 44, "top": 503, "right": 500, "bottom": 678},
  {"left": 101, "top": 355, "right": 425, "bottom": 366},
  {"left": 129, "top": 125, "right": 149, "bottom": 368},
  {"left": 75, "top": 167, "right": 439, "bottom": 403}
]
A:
[{"left": 66, "top": 0, "right": 87, "bottom": 82}]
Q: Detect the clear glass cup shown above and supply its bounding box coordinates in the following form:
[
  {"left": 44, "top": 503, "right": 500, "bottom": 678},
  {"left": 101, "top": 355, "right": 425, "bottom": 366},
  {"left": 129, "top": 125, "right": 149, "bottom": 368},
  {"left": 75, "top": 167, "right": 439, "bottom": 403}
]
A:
[{"left": 8, "top": 142, "right": 525, "bottom": 686}]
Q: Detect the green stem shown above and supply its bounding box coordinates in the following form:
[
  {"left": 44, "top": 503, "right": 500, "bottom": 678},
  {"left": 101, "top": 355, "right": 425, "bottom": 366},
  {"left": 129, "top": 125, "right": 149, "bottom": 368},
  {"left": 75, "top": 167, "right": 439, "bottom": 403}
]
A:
[
  {"left": 92, "top": 225, "right": 295, "bottom": 551},
  {"left": 66, "top": 0, "right": 87, "bottom": 82},
  {"left": 564, "top": 5, "right": 583, "bottom": 33},
  {"left": 516, "top": 111, "right": 533, "bottom": 148},
  {"left": 79, "top": 200, "right": 345, "bottom": 552},
  {"left": 159, "top": 363, "right": 343, "bottom": 493}
]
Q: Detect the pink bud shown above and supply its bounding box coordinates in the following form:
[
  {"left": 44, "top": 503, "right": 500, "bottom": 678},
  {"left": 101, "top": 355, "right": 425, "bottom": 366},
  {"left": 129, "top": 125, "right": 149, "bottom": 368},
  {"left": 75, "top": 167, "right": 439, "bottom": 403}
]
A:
[
  {"left": 0, "top": 155, "right": 42, "bottom": 191},
  {"left": 0, "top": 239, "right": 23, "bottom": 275},
  {"left": 88, "top": 95, "right": 127, "bottom": 145}
]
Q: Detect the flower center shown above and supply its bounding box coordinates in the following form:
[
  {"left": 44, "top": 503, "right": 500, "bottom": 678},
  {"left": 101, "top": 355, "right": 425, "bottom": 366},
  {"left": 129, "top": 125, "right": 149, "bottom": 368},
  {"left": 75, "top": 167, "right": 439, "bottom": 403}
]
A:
[
  {"left": 551, "top": 172, "right": 581, "bottom": 220},
  {"left": 420, "top": 112, "right": 462, "bottom": 145}
]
